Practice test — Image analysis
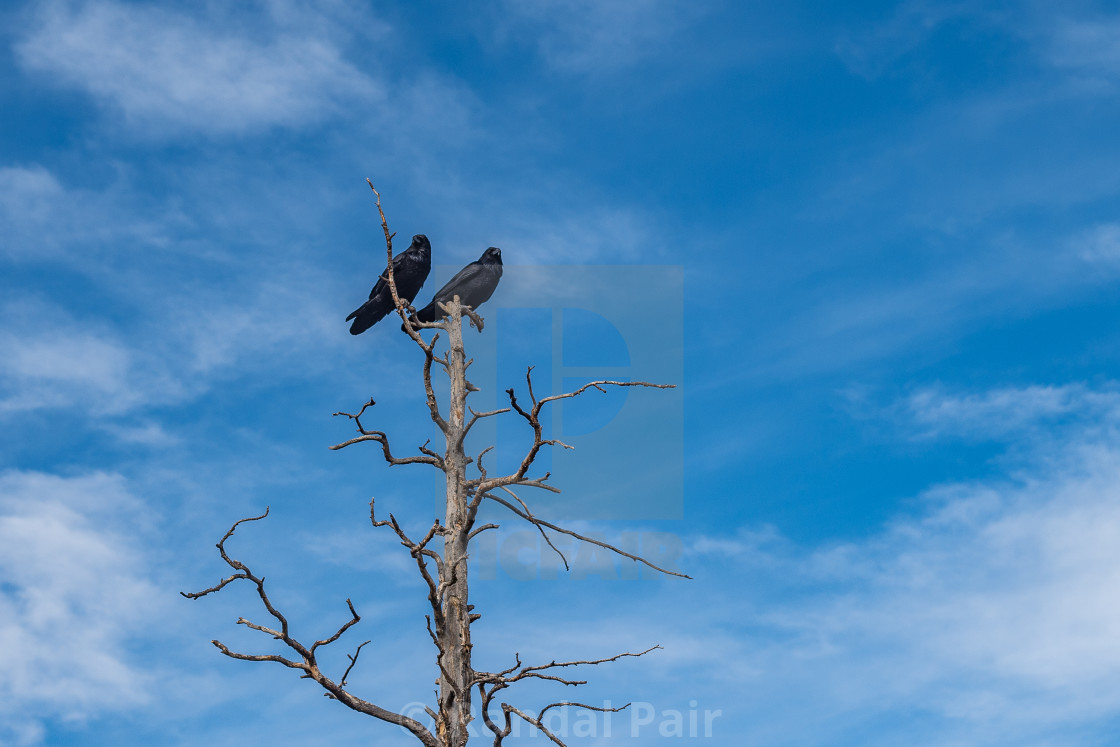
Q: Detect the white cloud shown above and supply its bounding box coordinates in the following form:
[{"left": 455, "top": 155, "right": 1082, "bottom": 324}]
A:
[
  {"left": 904, "top": 382, "right": 1120, "bottom": 440},
  {"left": 97, "top": 420, "right": 181, "bottom": 448},
  {"left": 0, "top": 165, "right": 86, "bottom": 261},
  {"left": 678, "top": 382, "right": 1120, "bottom": 743},
  {"left": 834, "top": 0, "right": 975, "bottom": 79},
  {"left": 0, "top": 173, "right": 365, "bottom": 420},
  {"left": 728, "top": 216, "right": 1120, "bottom": 381},
  {"left": 0, "top": 318, "right": 139, "bottom": 415},
  {"left": 821, "top": 5, "right": 1120, "bottom": 233},
  {"left": 0, "top": 295, "right": 201, "bottom": 417},
  {"left": 302, "top": 524, "right": 416, "bottom": 576},
  {"left": 765, "top": 445, "right": 1120, "bottom": 730},
  {"left": 495, "top": 205, "right": 665, "bottom": 264},
  {"left": 15, "top": 0, "right": 382, "bottom": 137},
  {"left": 0, "top": 163, "right": 179, "bottom": 262},
  {"left": 0, "top": 266, "right": 366, "bottom": 419},
  {"left": 0, "top": 165, "right": 62, "bottom": 233},
  {"left": 173, "top": 268, "right": 343, "bottom": 375},
  {"left": 1043, "top": 14, "right": 1120, "bottom": 82},
  {"left": 0, "top": 470, "right": 160, "bottom": 743},
  {"left": 495, "top": 0, "right": 702, "bottom": 75},
  {"left": 836, "top": 4, "right": 1120, "bottom": 85},
  {"left": 1076, "top": 222, "right": 1120, "bottom": 266}
]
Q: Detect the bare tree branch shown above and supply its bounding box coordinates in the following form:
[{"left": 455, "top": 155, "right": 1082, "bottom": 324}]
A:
[
  {"left": 311, "top": 598, "right": 361, "bottom": 655},
  {"left": 536, "top": 700, "right": 631, "bottom": 723},
  {"left": 468, "top": 522, "right": 500, "bottom": 540},
  {"left": 463, "top": 405, "right": 511, "bottom": 440},
  {"left": 486, "top": 489, "right": 692, "bottom": 579},
  {"left": 503, "top": 705, "right": 567, "bottom": 747},
  {"left": 366, "top": 181, "right": 468, "bottom": 352},
  {"left": 181, "top": 508, "right": 272, "bottom": 599},
  {"left": 418, "top": 439, "right": 442, "bottom": 460},
  {"left": 330, "top": 398, "right": 445, "bottom": 466},
  {"left": 477, "top": 646, "right": 657, "bottom": 746},
  {"left": 339, "top": 640, "right": 370, "bottom": 688},
  {"left": 502, "top": 701, "right": 632, "bottom": 747},
  {"left": 475, "top": 369, "right": 674, "bottom": 495},
  {"left": 505, "top": 645, "right": 662, "bottom": 684},
  {"left": 499, "top": 487, "right": 569, "bottom": 571},
  {"left": 422, "top": 335, "right": 449, "bottom": 432},
  {"left": 370, "top": 498, "right": 444, "bottom": 624},
  {"left": 183, "top": 510, "right": 440, "bottom": 747}
]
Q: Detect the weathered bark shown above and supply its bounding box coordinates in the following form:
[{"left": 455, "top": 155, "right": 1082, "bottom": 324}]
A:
[{"left": 436, "top": 297, "right": 474, "bottom": 747}]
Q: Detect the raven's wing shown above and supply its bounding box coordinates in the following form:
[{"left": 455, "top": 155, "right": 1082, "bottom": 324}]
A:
[
  {"left": 414, "top": 262, "right": 495, "bottom": 323},
  {"left": 432, "top": 261, "right": 486, "bottom": 302},
  {"left": 392, "top": 249, "right": 431, "bottom": 302},
  {"left": 414, "top": 263, "right": 475, "bottom": 322},
  {"left": 347, "top": 273, "right": 388, "bottom": 323},
  {"left": 348, "top": 250, "right": 416, "bottom": 319},
  {"left": 365, "top": 250, "right": 415, "bottom": 298},
  {"left": 366, "top": 274, "right": 389, "bottom": 300}
]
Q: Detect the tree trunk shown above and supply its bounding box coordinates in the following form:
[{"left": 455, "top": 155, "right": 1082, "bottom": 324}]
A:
[{"left": 437, "top": 298, "right": 473, "bottom": 747}]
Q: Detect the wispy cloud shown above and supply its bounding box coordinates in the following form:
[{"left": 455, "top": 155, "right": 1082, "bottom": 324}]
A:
[
  {"left": 0, "top": 470, "right": 161, "bottom": 744},
  {"left": 15, "top": 0, "right": 382, "bottom": 137},
  {"left": 96, "top": 421, "right": 181, "bottom": 448},
  {"left": 756, "top": 449, "right": 1120, "bottom": 740},
  {"left": 493, "top": 0, "right": 704, "bottom": 75},
  {"left": 0, "top": 165, "right": 62, "bottom": 253},
  {"left": 1041, "top": 13, "right": 1120, "bottom": 84},
  {"left": 676, "top": 381, "right": 1120, "bottom": 743},
  {"left": 0, "top": 305, "right": 147, "bottom": 416},
  {"left": 0, "top": 294, "right": 195, "bottom": 416},
  {"left": 489, "top": 204, "right": 667, "bottom": 264},
  {"left": 836, "top": 2, "right": 1120, "bottom": 87},
  {"left": 727, "top": 171, "right": 1120, "bottom": 381},
  {"left": 903, "top": 382, "right": 1120, "bottom": 440},
  {"left": 0, "top": 164, "right": 177, "bottom": 262},
  {"left": 834, "top": 0, "right": 976, "bottom": 79},
  {"left": 822, "top": 4, "right": 1120, "bottom": 230},
  {"left": 301, "top": 524, "right": 416, "bottom": 576},
  {"left": 0, "top": 253, "right": 351, "bottom": 420},
  {"left": 1075, "top": 222, "right": 1120, "bottom": 267}
]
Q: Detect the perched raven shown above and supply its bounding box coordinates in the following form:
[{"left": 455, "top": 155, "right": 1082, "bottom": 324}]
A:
[
  {"left": 412, "top": 247, "right": 503, "bottom": 324},
  {"left": 347, "top": 234, "right": 432, "bottom": 335}
]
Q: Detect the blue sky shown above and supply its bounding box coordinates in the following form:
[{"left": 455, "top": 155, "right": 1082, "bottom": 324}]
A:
[{"left": 3, "top": 0, "right": 1120, "bottom": 744}]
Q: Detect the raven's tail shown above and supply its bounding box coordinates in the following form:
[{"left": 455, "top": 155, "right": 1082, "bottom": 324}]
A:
[{"left": 347, "top": 303, "right": 389, "bottom": 335}]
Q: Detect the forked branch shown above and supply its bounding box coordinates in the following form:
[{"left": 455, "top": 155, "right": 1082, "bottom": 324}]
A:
[
  {"left": 475, "top": 368, "right": 675, "bottom": 495},
  {"left": 476, "top": 646, "right": 660, "bottom": 746},
  {"left": 182, "top": 510, "right": 439, "bottom": 747},
  {"left": 330, "top": 397, "right": 445, "bottom": 466},
  {"left": 370, "top": 497, "right": 445, "bottom": 625},
  {"left": 367, "top": 180, "right": 453, "bottom": 346},
  {"left": 484, "top": 489, "right": 691, "bottom": 579}
]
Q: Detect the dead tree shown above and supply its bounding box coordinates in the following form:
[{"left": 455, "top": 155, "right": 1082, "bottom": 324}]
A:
[{"left": 183, "top": 183, "right": 688, "bottom": 746}]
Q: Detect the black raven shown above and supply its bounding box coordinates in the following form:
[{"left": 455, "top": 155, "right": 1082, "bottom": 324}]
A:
[
  {"left": 347, "top": 234, "right": 432, "bottom": 335},
  {"left": 413, "top": 247, "right": 503, "bottom": 323}
]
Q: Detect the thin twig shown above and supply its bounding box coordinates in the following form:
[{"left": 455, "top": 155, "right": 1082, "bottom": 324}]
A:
[
  {"left": 488, "top": 490, "right": 691, "bottom": 579},
  {"left": 476, "top": 370, "right": 674, "bottom": 495},
  {"left": 183, "top": 509, "right": 440, "bottom": 747},
  {"left": 339, "top": 640, "right": 371, "bottom": 688}
]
